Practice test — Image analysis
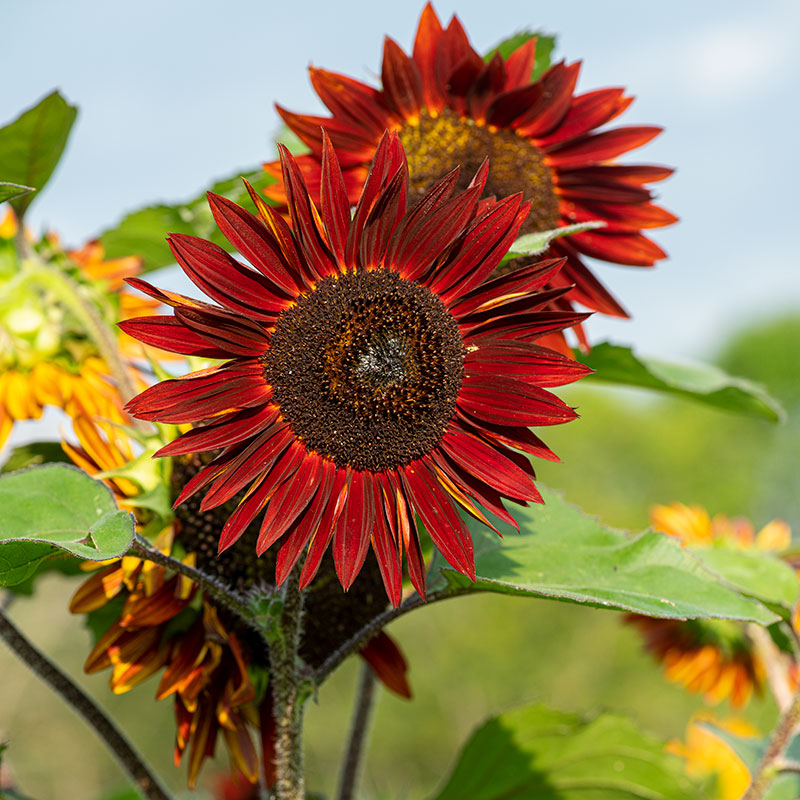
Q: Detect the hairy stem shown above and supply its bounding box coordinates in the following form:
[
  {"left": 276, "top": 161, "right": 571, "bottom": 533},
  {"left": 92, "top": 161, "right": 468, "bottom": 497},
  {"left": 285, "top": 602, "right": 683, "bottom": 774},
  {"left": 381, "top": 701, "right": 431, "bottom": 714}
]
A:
[
  {"left": 271, "top": 570, "right": 306, "bottom": 800},
  {"left": 0, "top": 605, "right": 171, "bottom": 800},
  {"left": 337, "top": 663, "right": 378, "bottom": 800},
  {"left": 743, "top": 686, "right": 800, "bottom": 800}
]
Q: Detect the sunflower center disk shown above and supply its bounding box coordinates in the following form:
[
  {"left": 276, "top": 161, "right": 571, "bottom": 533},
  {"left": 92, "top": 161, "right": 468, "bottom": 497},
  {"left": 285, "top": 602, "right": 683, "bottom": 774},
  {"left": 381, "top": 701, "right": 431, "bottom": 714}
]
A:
[
  {"left": 398, "top": 109, "right": 560, "bottom": 233},
  {"left": 264, "top": 268, "right": 464, "bottom": 472}
]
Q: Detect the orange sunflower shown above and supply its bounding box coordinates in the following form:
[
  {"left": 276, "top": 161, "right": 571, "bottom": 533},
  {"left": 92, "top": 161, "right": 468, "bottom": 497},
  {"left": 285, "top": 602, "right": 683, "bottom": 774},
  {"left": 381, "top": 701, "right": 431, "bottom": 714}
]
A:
[
  {"left": 65, "top": 413, "right": 411, "bottom": 789},
  {"left": 627, "top": 503, "right": 792, "bottom": 708},
  {"left": 0, "top": 210, "right": 161, "bottom": 447},
  {"left": 264, "top": 3, "right": 676, "bottom": 349}
]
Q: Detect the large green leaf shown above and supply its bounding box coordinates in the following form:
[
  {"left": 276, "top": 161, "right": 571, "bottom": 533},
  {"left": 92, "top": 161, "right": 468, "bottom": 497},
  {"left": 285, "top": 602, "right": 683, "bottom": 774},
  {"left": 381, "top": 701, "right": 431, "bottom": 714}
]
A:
[
  {"left": 484, "top": 32, "right": 556, "bottom": 81},
  {"left": 0, "top": 464, "right": 134, "bottom": 587},
  {"left": 99, "top": 168, "right": 276, "bottom": 272},
  {"left": 578, "top": 342, "right": 785, "bottom": 423},
  {"left": 429, "top": 489, "right": 777, "bottom": 624},
  {"left": 0, "top": 182, "right": 34, "bottom": 204},
  {"left": 1, "top": 441, "right": 71, "bottom": 473},
  {"left": 432, "top": 704, "right": 701, "bottom": 800},
  {"left": 0, "top": 91, "right": 77, "bottom": 219}
]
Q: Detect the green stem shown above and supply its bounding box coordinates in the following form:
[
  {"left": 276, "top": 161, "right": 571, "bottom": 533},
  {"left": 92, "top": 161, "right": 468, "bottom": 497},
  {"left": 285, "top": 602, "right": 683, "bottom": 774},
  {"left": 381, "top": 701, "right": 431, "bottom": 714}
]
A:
[
  {"left": 0, "top": 604, "right": 172, "bottom": 800},
  {"left": 19, "top": 256, "right": 142, "bottom": 408},
  {"left": 336, "top": 662, "right": 378, "bottom": 800},
  {"left": 743, "top": 685, "right": 800, "bottom": 800},
  {"left": 270, "top": 569, "right": 306, "bottom": 800}
]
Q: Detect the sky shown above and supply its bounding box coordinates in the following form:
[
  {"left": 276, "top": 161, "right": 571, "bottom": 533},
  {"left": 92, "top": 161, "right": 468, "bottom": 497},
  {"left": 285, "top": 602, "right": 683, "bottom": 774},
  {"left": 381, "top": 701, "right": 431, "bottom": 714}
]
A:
[{"left": 2, "top": 0, "right": 799, "bottom": 362}]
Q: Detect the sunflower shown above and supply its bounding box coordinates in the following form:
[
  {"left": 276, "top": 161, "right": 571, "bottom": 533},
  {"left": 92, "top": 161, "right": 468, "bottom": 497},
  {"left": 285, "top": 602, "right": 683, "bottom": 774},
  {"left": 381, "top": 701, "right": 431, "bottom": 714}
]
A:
[
  {"left": 0, "top": 209, "right": 161, "bottom": 448},
  {"left": 121, "top": 131, "right": 589, "bottom": 604},
  {"left": 66, "top": 413, "right": 411, "bottom": 789},
  {"left": 667, "top": 714, "right": 756, "bottom": 800},
  {"left": 627, "top": 503, "right": 791, "bottom": 708},
  {"left": 263, "top": 4, "right": 676, "bottom": 349}
]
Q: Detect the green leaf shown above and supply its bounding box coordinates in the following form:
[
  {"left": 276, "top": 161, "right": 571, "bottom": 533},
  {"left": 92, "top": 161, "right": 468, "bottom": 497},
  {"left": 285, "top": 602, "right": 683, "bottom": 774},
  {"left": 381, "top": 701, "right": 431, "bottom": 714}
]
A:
[
  {"left": 0, "top": 464, "right": 135, "bottom": 587},
  {"left": 99, "top": 168, "right": 276, "bottom": 272},
  {"left": 432, "top": 704, "right": 701, "bottom": 800},
  {"left": 499, "top": 221, "right": 605, "bottom": 266},
  {"left": 578, "top": 342, "right": 785, "bottom": 423},
  {"left": 429, "top": 489, "right": 777, "bottom": 624},
  {"left": 689, "top": 546, "right": 798, "bottom": 615},
  {"left": 0, "top": 182, "right": 34, "bottom": 204},
  {"left": 484, "top": 32, "right": 556, "bottom": 81},
  {"left": 1, "top": 441, "right": 71, "bottom": 473},
  {"left": 0, "top": 91, "right": 78, "bottom": 219}
]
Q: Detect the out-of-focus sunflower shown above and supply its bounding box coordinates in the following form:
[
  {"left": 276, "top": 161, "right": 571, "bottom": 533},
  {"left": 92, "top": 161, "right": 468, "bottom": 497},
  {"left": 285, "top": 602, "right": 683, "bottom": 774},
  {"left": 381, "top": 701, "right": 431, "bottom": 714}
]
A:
[
  {"left": 264, "top": 3, "right": 676, "bottom": 349},
  {"left": 627, "top": 503, "right": 792, "bottom": 708},
  {"left": 66, "top": 414, "right": 411, "bottom": 789},
  {"left": 122, "top": 132, "right": 590, "bottom": 604},
  {"left": 0, "top": 209, "right": 162, "bottom": 447},
  {"left": 667, "top": 714, "right": 756, "bottom": 800}
]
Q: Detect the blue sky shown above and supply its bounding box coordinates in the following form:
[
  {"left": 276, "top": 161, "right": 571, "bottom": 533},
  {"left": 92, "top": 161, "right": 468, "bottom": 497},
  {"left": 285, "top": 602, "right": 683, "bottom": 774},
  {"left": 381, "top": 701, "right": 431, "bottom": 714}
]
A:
[{"left": 3, "top": 0, "right": 799, "bottom": 360}]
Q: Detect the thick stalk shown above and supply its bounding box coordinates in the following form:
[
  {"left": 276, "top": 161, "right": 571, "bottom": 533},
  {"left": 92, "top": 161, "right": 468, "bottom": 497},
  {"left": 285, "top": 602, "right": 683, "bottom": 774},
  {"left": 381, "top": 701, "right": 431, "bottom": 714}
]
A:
[
  {"left": 271, "top": 570, "right": 306, "bottom": 800},
  {"left": 742, "top": 686, "right": 800, "bottom": 800},
  {"left": 0, "top": 605, "right": 171, "bottom": 800},
  {"left": 336, "top": 663, "right": 378, "bottom": 800}
]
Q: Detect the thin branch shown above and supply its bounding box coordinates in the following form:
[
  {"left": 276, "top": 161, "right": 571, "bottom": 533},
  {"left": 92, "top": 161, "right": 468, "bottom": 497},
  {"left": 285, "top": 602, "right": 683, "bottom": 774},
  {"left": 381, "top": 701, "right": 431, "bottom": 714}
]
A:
[
  {"left": 336, "top": 663, "right": 378, "bottom": 800},
  {"left": 743, "top": 685, "right": 800, "bottom": 800},
  {"left": 130, "top": 534, "right": 268, "bottom": 641},
  {"left": 313, "top": 587, "right": 463, "bottom": 685},
  {"left": 0, "top": 605, "right": 171, "bottom": 800},
  {"left": 271, "top": 569, "right": 306, "bottom": 800}
]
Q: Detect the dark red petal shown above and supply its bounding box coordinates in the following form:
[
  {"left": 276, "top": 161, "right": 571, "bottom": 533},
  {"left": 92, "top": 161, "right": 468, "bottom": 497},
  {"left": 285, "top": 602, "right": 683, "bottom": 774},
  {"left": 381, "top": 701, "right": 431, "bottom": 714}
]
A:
[
  {"left": 458, "top": 285, "right": 574, "bottom": 334},
  {"left": 394, "top": 184, "right": 482, "bottom": 283},
  {"left": 504, "top": 37, "right": 536, "bottom": 90},
  {"left": 118, "top": 316, "right": 229, "bottom": 359},
  {"left": 277, "top": 144, "right": 337, "bottom": 281},
  {"left": 441, "top": 427, "right": 541, "bottom": 502},
  {"left": 558, "top": 164, "right": 674, "bottom": 185},
  {"left": 429, "top": 459, "right": 502, "bottom": 534},
  {"left": 569, "top": 229, "right": 666, "bottom": 266},
  {"left": 446, "top": 51, "right": 486, "bottom": 116},
  {"left": 299, "top": 468, "right": 350, "bottom": 589},
  {"left": 438, "top": 197, "right": 530, "bottom": 302},
  {"left": 155, "top": 405, "right": 279, "bottom": 458},
  {"left": 412, "top": 3, "right": 446, "bottom": 112},
  {"left": 430, "top": 448, "right": 519, "bottom": 530},
  {"left": 309, "top": 66, "right": 395, "bottom": 138},
  {"left": 545, "top": 126, "right": 663, "bottom": 166},
  {"left": 206, "top": 192, "right": 301, "bottom": 296},
  {"left": 536, "top": 88, "right": 633, "bottom": 147},
  {"left": 402, "top": 460, "right": 475, "bottom": 581},
  {"left": 371, "top": 481, "right": 403, "bottom": 607},
  {"left": 435, "top": 15, "right": 477, "bottom": 102},
  {"left": 360, "top": 166, "right": 408, "bottom": 269},
  {"left": 462, "top": 309, "right": 590, "bottom": 342},
  {"left": 467, "top": 52, "right": 506, "bottom": 122},
  {"left": 384, "top": 471, "right": 427, "bottom": 599},
  {"left": 359, "top": 632, "right": 411, "bottom": 698},
  {"left": 124, "top": 276, "right": 215, "bottom": 310},
  {"left": 200, "top": 424, "right": 293, "bottom": 514},
  {"left": 172, "top": 443, "right": 246, "bottom": 508},
  {"left": 275, "top": 459, "right": 337, "bottom": 586},
  {"left": 458, "top": 376, "right": 578, "bottom": 427},
  {"left": 256, "top": 451, "right": 322, "bottom": 556},
  {"left": 382, "top": 37, "right": 424, "bottom": 121},
  {"left": 486, "top": 83, "right": 543, "bottom": 129},
  {"left": 320, "top": 130, "right": 351, "bottom": 265},
  {"left": 456, "top": 408, "right": 559, "bottom": 462},
  {"left": 556, "top": 179, "right": 652, "bottom": 205},
  {"left": 174, "top": 306, "right": 269, "bottom": 357},
  {"left": 275, "top": 105, "right": 377, "bottom": 165},
  {"left": 167, "top": 233, "right": 289, "bottom": 319},
  {"left": 561, "top": 199, "right": 678, "bottom": 231},
  {"left": 515, "top": 61, "right": 581, "bottom": 138},
  {"left": 333, "top": 471, "right": 376, "bottom": 590}
]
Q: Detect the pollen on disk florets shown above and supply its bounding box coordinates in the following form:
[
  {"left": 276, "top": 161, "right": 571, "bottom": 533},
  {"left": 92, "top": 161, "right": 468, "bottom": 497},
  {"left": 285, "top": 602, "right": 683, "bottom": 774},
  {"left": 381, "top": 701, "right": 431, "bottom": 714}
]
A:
[
  {"left": 263, "top": 267, "right": 464, "bottom": 472},
  {"left": 398, "top": 109, "right": 560, "bottom": 234}
]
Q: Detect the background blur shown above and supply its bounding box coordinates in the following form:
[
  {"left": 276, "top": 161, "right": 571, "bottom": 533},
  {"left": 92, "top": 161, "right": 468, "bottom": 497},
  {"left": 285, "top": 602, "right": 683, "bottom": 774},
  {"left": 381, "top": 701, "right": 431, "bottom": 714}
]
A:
[{"left": 1, "top": 1, "right": 799, "bottom": 798}]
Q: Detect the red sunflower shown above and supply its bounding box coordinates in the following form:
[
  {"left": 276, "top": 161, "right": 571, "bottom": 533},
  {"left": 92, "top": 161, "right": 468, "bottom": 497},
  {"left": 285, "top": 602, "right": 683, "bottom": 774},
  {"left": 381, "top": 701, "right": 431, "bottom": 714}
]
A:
[
  {"left": 264, "top": 3, "right": 676, "bottom": 349},
  {"left": 121, "top": 130, "right": 590, "bottom": 605}
]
